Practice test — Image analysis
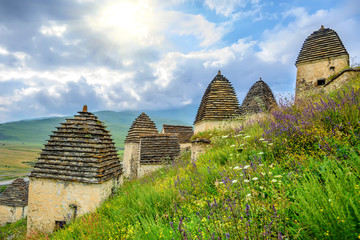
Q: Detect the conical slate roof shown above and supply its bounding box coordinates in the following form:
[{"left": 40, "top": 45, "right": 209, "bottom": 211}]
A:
[
  {"left": 194, "top": 71, "right": 240, "bottom": 124},
  {"left": 0, "top": 178, "right": 28, "bottom": 207},
  {"left": 240, "top": 78, "right": 277, "bottom": 115},
  {"left": 125, "top": 112, "right": 158, "bottom": 143},
  {"left": 30, "top": 106, "right": 122, "bottom": 184},
  {"left": 296, "top": 25, "right": 348, "bottom": 65}
]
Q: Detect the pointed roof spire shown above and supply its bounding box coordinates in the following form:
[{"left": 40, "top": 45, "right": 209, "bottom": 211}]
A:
[
  {"left": 0, "top": 178, "right": 28, "bottom": 207},
  {"left": 217, "top": 70, "right": 221, "bottom": 75},
  {"left": 240, "top": 78, "right": 277, "bottom": 115},
  {"left": 30, "top": 109, "right": 122, "bottom": 183},
  {"left": 194, "top": 72, "right": 240, "bottom": 124},
  {"left": 295, "top": 26, "right": 348, "bottom": 65},
  {"left": 125, "top": 112, "right": 158, "bottom": 143}
]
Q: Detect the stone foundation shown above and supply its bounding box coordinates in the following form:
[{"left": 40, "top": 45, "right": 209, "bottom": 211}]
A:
[
  {"left": 194, "top": 121, "right": 223, "bottom": 134},
  {"left": 191, "top": 139, "right": 211, "bottom": 162},
  {"left": 0, "top": 205, "right": 27, "bottom": 226},
  {"left": 27, "top": 177, "right": 121, "bottom": 234}
]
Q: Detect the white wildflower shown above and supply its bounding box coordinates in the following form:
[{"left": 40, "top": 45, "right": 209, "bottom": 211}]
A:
[
  {"left": 234, "top": 134, "right": 243, "bottom": 137},
  {"left": 252, "top": 177, "right": 258, "bottom": 181},
  {"left": 259, "top": 164, "right": 264, "bottom": 166},
  {"left": 259, "top": 138, "right": 265, "bottom": 141},
  {"left": 232, "top": 180, "right": 238, "bottom": 184},
  {"left": 239, "top": 143, "right": 245, "bottom": 147},
  {"left": 220, "top": 182, "right": 224, "bottom": 184},
  {"left": 244, "top": 165, "right": 250, "bottom": 169},
  {"left": 244, "top": 179, "right": 250, "bottom": 183},
  {"left": 222, "top": 135, "right": 228, "bottom": 138},
  {"left": 259, "top": 186, "right": 264, "bottom": 189},
  {"left": 274, "top": 175, "right": 282, "bottom": 178},
  {"left": 243, "top": 135, "right": 251, "bottom": 139},
  {"left": 271, "top": 179, "right": 277, "bottom": 183},
  {"left": 268, "top": 143, "right": 273, "bottom": 146},
  {"left": 230, "top": 145, "right": 235, "bottom": 147},
  {"left": 233, "top": 166, "right": 241, "bottom": 170},
  {"left": 246, "top": 193, "right": 251, "bottom": 197},
  {"left": 258, "top": 152, "right": 264, "bottom": 155},
  {"left": 261, "top": 172, "right": 266, "bottom": 175}
]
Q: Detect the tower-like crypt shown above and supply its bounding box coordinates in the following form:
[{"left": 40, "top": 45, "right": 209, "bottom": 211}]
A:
[
  {"left": 123, "top": 112, "right": 158, "bottom": 179},
  {"left": 27, "top": 106, "right": 123, "bottom": 234},
  {"left": 194, "top": 71, "right": 241, "bottom": 133},
  {"left": 295, "top": 25, "right": 349, "bottom": 96}
]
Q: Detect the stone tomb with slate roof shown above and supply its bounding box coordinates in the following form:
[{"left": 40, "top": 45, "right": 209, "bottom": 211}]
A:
[
  {"left": 194, "top": 71, "right": 241, "bottom": 133},
  {"left": 138, "top": 134, "right": 180, "bottom": 177},
  {"left": 0, "top": 178, "right": 28, "bottom": 226},
  {"left": 295, "top": 25, "right": 349, "bottom": 97},
  {"left": 123, "top": 112, "right": 158, "bottom": 179},
  {"left": 240, "top": 78, "right": 277, "bottom": 115},
  {"left": 161, "top": 124, "right": 193, "bottom": 150},
  {"left": 27, "top": 106, "right": 123, "bottom": 234}
]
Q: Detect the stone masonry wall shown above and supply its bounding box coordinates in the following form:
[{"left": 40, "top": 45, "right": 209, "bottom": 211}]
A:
[
  {"left": 194, "top": 120, "right": 222, "bottom": 134},
  {"left": 296, "top": 56, "right": 348, "bottom": 96},
  {"left": 27, "top": 177, "right": 119, "bottom": 234},
  {"left": 0, "top": 205, "right": 27, "bottom": 226},
  {"left": 123, "top": 142, "right": 140, "bottom": 179}
]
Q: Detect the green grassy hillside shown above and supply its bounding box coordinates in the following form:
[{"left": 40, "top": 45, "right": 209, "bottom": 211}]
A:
[
  {"left": 0, "top": 111, "right": 190, "bottom": 181},
  {"left": 29, "top": 74, "right": 359, "bottom": 240}
]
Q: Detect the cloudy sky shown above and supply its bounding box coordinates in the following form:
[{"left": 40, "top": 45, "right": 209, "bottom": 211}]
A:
[{"left": 0, "top": 0, "right": 359, "bottom": 123}]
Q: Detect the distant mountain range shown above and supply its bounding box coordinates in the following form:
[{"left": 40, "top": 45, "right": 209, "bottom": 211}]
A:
[{"left": 0, "top": 105, "right": 197, "bottom": 150}]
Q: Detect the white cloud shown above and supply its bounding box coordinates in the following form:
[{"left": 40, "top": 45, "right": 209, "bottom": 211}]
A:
[
  {"left": 204, "top": 0, "right": 248, "bottom": 17},
  {"left": 39, "top": 22, "right": 67, "bottom": 37}
]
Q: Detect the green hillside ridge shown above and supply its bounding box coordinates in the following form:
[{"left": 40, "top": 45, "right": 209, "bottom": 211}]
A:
[
  {"left": 13, "top": 74, "right": 358, "bottom": 239},
  {"left": 0, "top": 111, "right": 190, "bottom": 181},
  {"left": 0, "top": 110, "right": 191, "bottom": 147}
]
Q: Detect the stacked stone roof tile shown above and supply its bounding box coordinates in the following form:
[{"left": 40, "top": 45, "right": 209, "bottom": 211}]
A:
[
  {"left": 162, "top": 125, "right": 194, "bottom": 143},
  {"left": 194, "top": 71, "right": 241, "bottom": 124},
  {"left": 140, "top": 134, "right": 180, "bottom": 165},
  {"left": 30, "top": 106, "right": 122, "bottom": 183},
  {"left": 125, "top": 113, "right": 158, "bottom": 143},
  {"left": 240, "top": 78, "right": 277, "bottom": 115},
  {"left": 0, "top": 178, "right": 28, "bottom": 207},
  {"left": 296, "top": 26, "right": 348, "bottom": 65}
]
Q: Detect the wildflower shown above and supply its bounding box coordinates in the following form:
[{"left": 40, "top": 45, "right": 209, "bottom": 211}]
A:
[
  {"left": 232, "top": 180, "right": 238, "bottom": 184},
  {"left": 225, "top": 233, "right": 230, "bottom": 239},
  {"left": 246, "top": 193, "right": 251, "bottom": 197},
  {"left": 259, "top": 138, "right": 265, "bottom": 141},
  {"left": 222, "top": 135, "right": 228, "bottom": 138},
  {"left": 259, "top": 164, "right": 264, "bottom": 166},
  {"left": 261, "top": 172, "right": 266, "bottom": 175},
  {"left": 271, "top": 179, "right": 277, "bottom": 183},
  {"left": 258, "top": 152, "right": 264, "bottom": 155},
  {"left": 252, "top": 177, "right": 258, "bottom": 181},
  {"left": 239, "top": 143, "right": 245, "bottom": 146},
  {"left": 243, "top": 135, "right": 251, "bottom": 139},
  {"left": 230, "top": 145, "right": 235, "bottom": 147},
  {"left": 233, "top": 166, "right": 241, "bottom": 170},
  {"left": 244, "top": 165, "right": 250, "bottom": 169},
  {"left": 244, "top": 179, "right": 250, "bottom": 183},
  {"left": 274, "top": 175, "right": 282, "bottom": 178},
  {"left": 259, "top": 186, "right": 264, "bottom": 189},
  {"left": 268, "top": 143, "right": 273, "bottom": 146}
]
